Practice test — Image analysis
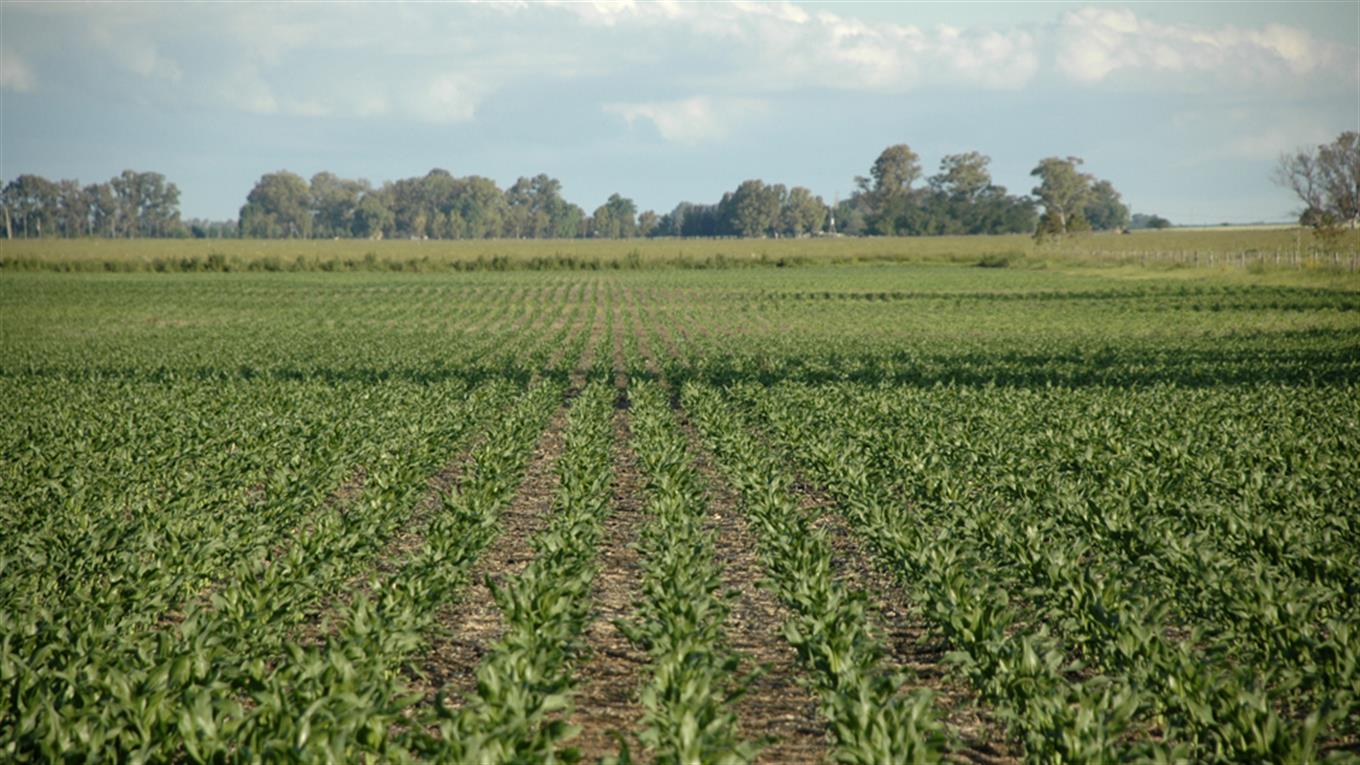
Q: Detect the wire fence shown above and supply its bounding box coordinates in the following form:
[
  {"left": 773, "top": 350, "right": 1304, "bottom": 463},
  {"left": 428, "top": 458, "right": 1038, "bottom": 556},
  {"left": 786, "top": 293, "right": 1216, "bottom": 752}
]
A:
[{"left": 1077, "top": 249, "right": 1360, "bottom": 272}]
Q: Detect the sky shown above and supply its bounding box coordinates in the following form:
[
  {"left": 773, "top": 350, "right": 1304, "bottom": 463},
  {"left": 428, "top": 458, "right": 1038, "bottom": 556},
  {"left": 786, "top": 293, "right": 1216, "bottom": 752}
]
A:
[{"left": 1, "top": 1, "right": 1357, "bottom": 224}]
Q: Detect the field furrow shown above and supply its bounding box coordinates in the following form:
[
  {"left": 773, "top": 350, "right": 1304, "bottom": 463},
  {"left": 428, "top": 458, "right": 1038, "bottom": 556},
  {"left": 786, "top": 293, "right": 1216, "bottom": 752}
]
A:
[
  {"left": 566, "top": 403, "right": 650, "bottom": 761},
  {"left": 423, "top": 398, "right": 570, "bottom": 710},
  {"left": 674, "top": 392, "right": 830, "bottom": 764}
]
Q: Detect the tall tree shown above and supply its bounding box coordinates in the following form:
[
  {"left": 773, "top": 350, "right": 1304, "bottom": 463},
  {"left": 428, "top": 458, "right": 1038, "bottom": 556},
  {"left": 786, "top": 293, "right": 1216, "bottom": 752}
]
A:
[
  {"left": 352, "top": 188, "right": 393, "bottom": 239},
  {"left": 451, "top": 176, "right": 506, "bottom": 239},
  {"left": 863, "top": 144, "right": 922, "bottom": 199},
  {"left": 2, "top": 175, "right": 58, "bottom": 237},
  {"left": 310, "top": 172, "right": 366, "bottom": 238},
  {"left": 1031, "top": 156, "right": 1092, "bottom": 239},
  {"left": 852, "top": 143, "right": 924, "bottom": 235},
  {"left": 419, "top": 169, "right": 460, "bottom": 238},
  {"left": 637, "top": 210, "right": 660, "bottom": 238},
  {"left": 1083, "top": 179, "right": 1130, "bottom": 231},
  {"left": 56, "top": 180, "right": 90, "bottom": 237},
  {"left": 389, "top": 176, "right": 431, "bottom": 238},
  {"left": 591, "top": 193, "right": 638, "bottom": 238},
  {"left": 109, "top": 171, "right": 142, "bottom": 237},
  {"left": 780, "top": 186, "right": 827, "bottom": 236},
  {"left": 721, "top": 179, "right": 781, "bottom": 237},
  {"left": 138, "top": 172, "right": 181, "bottom": 237},
  {"left": 87, "top": 183, "right": 119, "bottom": 237},
  {"left": 1276, "top": 131, "right": 1360, "bottom": 231},
  {"left": 503, "top": 174, "right": 578, "bottom": 238},
  {"left": 240, "top": 171, "right": 312, "bottom": 238},
  {"left": 0, "top": 171, "right": 170, "bottom": 238},
  {"left": 930, "top": 151, "right": 992, "bottom": 202},
  {"left": 504, "top": 176, "right": 537, "bottom": 238}
]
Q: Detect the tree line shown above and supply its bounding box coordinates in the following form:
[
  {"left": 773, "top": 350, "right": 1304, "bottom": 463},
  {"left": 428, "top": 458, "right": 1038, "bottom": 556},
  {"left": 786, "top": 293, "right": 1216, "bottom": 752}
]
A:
[
  {"left": 4, "top": 143, "right": 1153, "bottom": 240},
  {"left": 2, "top": 171, "right": 180, "bottom": 239}
]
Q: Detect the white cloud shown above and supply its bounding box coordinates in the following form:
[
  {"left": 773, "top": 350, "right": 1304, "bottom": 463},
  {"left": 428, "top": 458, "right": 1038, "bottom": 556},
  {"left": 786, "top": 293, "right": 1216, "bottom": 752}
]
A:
[
  {"left": 1, "top": 50, "right": 35, "bottom": 92},
  {"left": 1056, "top": 7, "right": 1355, "bottom": 85},
  {"left": 934, "top": 26, "right": 1039, "bottom": 90},
  {"left": 549, "top": 0, "right": 646, "bottom": 27},
  {"left": 605, "top": 96, "right": 768, "bottom": 144},
  {"left": 410, "top": 73, "right": 484, "bottom": 124},
  {"left": 536, "top": 1, "right": 1038, "bottom": 93},
  {"left": 692, "top": 5, "right": 1039, "bottom": 92},
  {"left": 4, "top": 1, "right": 1351, "bottom": 130},
  {"left": 88, "top": 25, "right": 182, "bottom": 82},
  {"left": 214, "top": 65, "right": 278, "bottom": 115}
]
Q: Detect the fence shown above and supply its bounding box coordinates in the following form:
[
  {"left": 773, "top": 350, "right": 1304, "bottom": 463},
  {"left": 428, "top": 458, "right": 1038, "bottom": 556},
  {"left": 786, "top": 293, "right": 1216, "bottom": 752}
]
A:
[{"left": 1076, "top": 249, "right": 1360, "bottom": 272}]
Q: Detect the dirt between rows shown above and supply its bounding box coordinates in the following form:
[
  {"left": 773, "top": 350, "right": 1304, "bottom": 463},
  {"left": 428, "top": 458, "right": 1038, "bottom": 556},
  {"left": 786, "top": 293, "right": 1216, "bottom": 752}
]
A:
[
  {"left": 416, "top": 402, "right": 570, "bottom": 709},
  {"left": 627, "top": 282, "right": 1019, "bottom": 761},
  {"left": 564, "top": 407, "right": 650, "bottom": 761},
  {"left": 793, "top": 482, "right": 1021, "bottom": 765},
  {"left": 561, "top": 293, "right": 651, "bottom": 759},
  {"left": 677, "top": 415, "right": 831, "bottom": 764},
  {"left": 399, "top": 284, "right": 1012, "bottom": 762},
  {"left": 630, "top": 309, "right": 829, "bottom": 763},
  {"left": 416, "top": 295, "right": 605, "bottom": 709}
]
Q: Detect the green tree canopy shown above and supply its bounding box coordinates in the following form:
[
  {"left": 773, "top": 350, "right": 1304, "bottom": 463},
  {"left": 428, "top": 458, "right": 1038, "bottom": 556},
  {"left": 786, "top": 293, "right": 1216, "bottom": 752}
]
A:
[
  {"left": 1083, "top": 179, "right": 1130, "bottom": 231},
  {"left": 1275, "top": 131, "right": 1359, "bottom": 248},
  {"left": 1031, "top": 156, "right": 1092, "bottom": 239},
  {"left": 240, "top": 171, "right": 311, "bottom": 238}
]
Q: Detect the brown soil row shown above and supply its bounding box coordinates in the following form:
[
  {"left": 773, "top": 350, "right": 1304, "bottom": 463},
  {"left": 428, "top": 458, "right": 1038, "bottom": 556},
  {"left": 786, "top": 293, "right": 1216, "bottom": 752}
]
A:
[
  {"left": 794, "top": 483, "right": 1021, "bottom": 765},
  {"left": 417, "top": 401, "right": 570, "bottom": 708},
  {"left": 577, "top": 286, "right": 605, "bottom": 386},
  {"left": 565, "top": 408, "right": 650, "bottom": 761},
  {"left": 295, "top": 306, "right": 585, "bottom": 635},
  {"left": 568, "top": 285, "right": 651, "bottom": 759},
  {"left": 622, "top": 286, "right": 662, "bottom": 380},
  {"left": 610, "top": 289, "right": 629, "bottom": 391},
  {"left": 645, "top": 317, "right": 1014, "bottom": 763},
  {"left": 302, "top": 433, "right": 491, "bottom": 646},
  {"left": 414, "top": 293, "right": 606, "bottom": 709},
  {"left": 677, "top": 415, "right": 831, "bottom": 764},
  {"left": 632, "top": 316, "right": 829, "bottom": 763}
]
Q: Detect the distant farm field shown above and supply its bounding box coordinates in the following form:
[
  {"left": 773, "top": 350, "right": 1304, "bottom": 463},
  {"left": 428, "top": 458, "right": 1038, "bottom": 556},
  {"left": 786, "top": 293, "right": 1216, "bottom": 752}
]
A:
[
  {"left": 3, "top": 262, "right": 1358, "bottom": 762},
  {"left": 1, "top": 226, "right": 1356, "bottom": 274}
]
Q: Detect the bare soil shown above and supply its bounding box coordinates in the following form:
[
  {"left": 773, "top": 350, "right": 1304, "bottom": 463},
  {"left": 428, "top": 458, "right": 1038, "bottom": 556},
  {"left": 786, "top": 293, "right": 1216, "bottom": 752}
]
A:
[
  {"left": 671, "top": 412, "right": 829, "bottom": 763},
  {"left": 417, "top": 401, "right": 569, "bottom": 709},
  {"left": 415, "top": 295, "right": 604, "bottom": 709},
  {"left": 626, "top": 291, "right": 827, "bottom": 760},
  {"left": 794, "top": 483, "right": 1021, "bottom": 765},
  {"left": 564, "top": 408, "right": 650, "bottom": 762}
]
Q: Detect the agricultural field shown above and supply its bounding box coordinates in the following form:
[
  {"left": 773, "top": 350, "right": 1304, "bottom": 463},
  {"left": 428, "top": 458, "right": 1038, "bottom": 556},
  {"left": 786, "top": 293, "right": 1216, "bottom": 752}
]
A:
[
  {"left": 1, "top": 226, "right": 1357, "bottom": 274},
  {"left": 2, "top": 260, "right": 1359, "bottom": 763}
]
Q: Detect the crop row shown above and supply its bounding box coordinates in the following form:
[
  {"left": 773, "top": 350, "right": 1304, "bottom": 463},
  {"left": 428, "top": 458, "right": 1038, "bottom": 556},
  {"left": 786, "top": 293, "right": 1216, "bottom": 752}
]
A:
[
  {"left": 682, "top": 381, "right": 951, "bottom": 764},
  {"left": 616, "top": 380, "right": 762, "bottom": 763},
  {"left": 411, "top": 381, "right": 616, "bottom": 763}
]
